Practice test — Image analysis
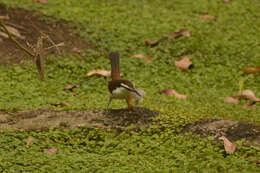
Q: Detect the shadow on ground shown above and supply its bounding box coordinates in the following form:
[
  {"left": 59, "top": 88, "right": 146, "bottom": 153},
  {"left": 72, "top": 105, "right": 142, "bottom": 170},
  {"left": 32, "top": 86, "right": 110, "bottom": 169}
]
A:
[{"left": 0, "top": 107, "right": 158, "bottom": 130}]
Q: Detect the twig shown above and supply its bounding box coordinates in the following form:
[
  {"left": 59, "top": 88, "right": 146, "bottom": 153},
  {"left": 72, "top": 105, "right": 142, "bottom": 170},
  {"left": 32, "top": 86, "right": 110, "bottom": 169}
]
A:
[
  {"left": 35, "top": 36, "right": 45, "bottom": 80},
  {"left": 44, "top": 42, "right": 65, "bottom": 51},
  {"left": 41, "top": 32, "right": 62, "bottom": 54},
  {"left": 0, "top": 19, "right": 34, "bottom": 57}
]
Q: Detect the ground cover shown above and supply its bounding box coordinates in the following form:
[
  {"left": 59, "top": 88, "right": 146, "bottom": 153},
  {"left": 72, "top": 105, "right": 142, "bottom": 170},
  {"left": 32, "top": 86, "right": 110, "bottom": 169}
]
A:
[{"left": 0, "top": 0, "right": 260, "bottom": 172}]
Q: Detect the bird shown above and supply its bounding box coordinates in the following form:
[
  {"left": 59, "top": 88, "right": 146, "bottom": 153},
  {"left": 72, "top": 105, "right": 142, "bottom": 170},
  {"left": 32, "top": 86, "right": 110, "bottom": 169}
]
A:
[{"left": 107, "top": 52, "right": 145, "bottom": 110}]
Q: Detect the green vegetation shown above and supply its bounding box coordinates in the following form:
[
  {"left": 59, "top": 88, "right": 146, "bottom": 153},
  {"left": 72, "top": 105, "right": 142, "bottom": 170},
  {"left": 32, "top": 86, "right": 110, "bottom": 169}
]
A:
[{"left": 0, "top": 0, "right": 260, "bottom": 172}]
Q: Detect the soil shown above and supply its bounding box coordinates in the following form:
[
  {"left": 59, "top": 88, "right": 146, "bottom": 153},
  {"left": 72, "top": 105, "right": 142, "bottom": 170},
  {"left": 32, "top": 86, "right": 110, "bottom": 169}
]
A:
[
  {"left": 0, "top": 4, "right": 93, "bottom": 65},
  {"left": 182, "top": 119, "right": 260, "bottom": 146},
  {"left": 0, "top": 107, "right": 158, "bottom": 130}
]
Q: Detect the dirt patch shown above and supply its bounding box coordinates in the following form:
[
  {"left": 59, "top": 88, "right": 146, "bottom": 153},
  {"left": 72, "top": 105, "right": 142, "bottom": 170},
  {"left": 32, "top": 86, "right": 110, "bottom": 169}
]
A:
[
  {"left": 0, "top": 107, "right": 158, "bottom": 131},
  {"left": 182, "top": 119, "right": 260, "bottom": 146},
  {"left": 0, "top": 4, "right": 93, "bottom": 65}
]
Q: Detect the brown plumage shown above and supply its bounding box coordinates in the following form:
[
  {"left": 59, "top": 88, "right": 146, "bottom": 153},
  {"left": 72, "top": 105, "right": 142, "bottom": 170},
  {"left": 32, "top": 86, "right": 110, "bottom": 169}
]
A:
[{"left": 109, "top": 52, "right": 121, "bottom": 81}]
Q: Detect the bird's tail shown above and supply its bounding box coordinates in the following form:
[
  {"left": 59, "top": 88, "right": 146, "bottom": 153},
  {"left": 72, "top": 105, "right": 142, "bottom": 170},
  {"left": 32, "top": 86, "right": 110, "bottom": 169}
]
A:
[{"left": 109, "top": 52, "right": 120, "bottom": 81}]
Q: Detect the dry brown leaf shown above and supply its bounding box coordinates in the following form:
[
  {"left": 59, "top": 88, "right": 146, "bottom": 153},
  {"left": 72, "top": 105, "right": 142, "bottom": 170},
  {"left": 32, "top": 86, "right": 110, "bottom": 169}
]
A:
[
  {"left": 159, "top": 88, "right": 187, "bottom": 99},
  {"left": 200, "top": 14, "right": 216, "bottom": 20},
  {"left": 26, "top": 137, "right": 33, "bottom": 148},
  {"left": 0, "top": 15, "right": 9, "bottom": 20},
  {"left": 242, "top": 104, "right": 257, "bottom": 109},
  {"left": 224, "top": 97, "right": 239, "bottom": 104},
  {"left": 145, "top": 40, "right": 159, "bottom": 47},
  {"left": 223, "top": 0, "right": 231, "bottom": 3},
  {"left": 70, "top": 93, "right": 76, "bottom": 96},
  {"left": 34, "top": 0, "right": 48, "bottom": 3},
  {"left": 234, "top": 90, "right": 260, "bottom": 102},
  {"left": 175, "top": 56, "right": 193, "bottom": 70},
  {"left": 4, "top": 25, "right": 25, "bottom": 39},
  {"left": 72, "top": 47, "right": 81, "bottom": 53},
  {"left": 133, "top": 54, "right": 152, "bottom": 63},
  {"left": 44, "top": 148, "right": 59, "bottom": 154},
  {"left": 65, "top": 84, "right": 80, "bottom": 90},
  {"left": 243, "top": 66, "right": 260, "bottom": 75},
  {"left": 60, "top": 102, "right": 71, "bottom": 107},
  {"left": 51, "top": 102, "right": 71, "bottom": 107},
  {"left": 87, "top": 69, "right": 111, "bottom": 77},
  {"left": 144, "top": 58, "right": 152, "bottom": 63},
  {"left": 219, "top": 136, "right": 237, "bottom": 153},
  {"left": 168, "top": 29, "right": 190, "bottom": 39},
  {"left": 0, "top": 31, "right": 8, "bottom": 38}
]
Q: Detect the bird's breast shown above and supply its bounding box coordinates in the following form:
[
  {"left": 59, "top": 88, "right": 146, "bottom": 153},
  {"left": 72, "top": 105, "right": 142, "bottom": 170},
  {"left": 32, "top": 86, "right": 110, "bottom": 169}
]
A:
[{"left": 110, "top": 87, "right": 131, "bottom": 99}]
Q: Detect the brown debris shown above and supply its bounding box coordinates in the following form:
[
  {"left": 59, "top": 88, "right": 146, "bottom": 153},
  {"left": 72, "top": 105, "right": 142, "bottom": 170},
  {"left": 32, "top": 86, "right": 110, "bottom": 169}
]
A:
[
  {"left": 145, "top": 40, "right": 159, "bottom": 47},
  {"left": 133, "top": 54, "right": 152, "bottom": 63},
  {"left": 65, "top": 84, "right": 80, "bottom": 90},
  {"left": 234, "top": 90, "right": 260, "bottom": 102},
  {"left": 224, "top": 97, "right": 239, "bottom": 104},
  {"left": 87, "top": 69, "right": 111, "bottom": 77},
  {"left": 219, "top": 136, "right": 237, "bottom": 153},
  {"left": 26, "top": 137, "right": 33, "bottom": 148},
  {"left": 175, "top": 56, "right": 193, "bottom": 70},
  {"left": 168, "top": 29, "right": 190, "bottom": 39},
  {"left": 200, "top": 14, "right": 216, "bottom": 20},
  {"left": 34, "top": 0, "right": 48, "bottom": 4},
  {"left": 44, "top": 148, "right": 59, "bottom": 154},
  {"left": 159, "top": 88, "right": 187, "bottom": 99},
  {"left": 243, "top": 66, "right": 260, "bottom": 75}
]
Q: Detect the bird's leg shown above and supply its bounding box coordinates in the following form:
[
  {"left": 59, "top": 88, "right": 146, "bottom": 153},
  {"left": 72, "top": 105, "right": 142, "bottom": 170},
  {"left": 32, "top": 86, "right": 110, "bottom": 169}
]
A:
[
  {"left": 126, "top": 98, "right": 132, "bottom": 110},
  {"left": 106, "top": 96, "right": 112, "bottom": 111}
]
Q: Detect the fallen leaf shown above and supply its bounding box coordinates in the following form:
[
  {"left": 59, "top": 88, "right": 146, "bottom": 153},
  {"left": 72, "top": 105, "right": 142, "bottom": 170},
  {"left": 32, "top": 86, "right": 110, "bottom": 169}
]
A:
[
  {"left": 223, "top": 0, "right": 231, "bottom": 3},
  {"left": 26, "top": 137, "right": 33, "bottom": 148},
  {"left": 3, "top": 25, "right": 25, "bottom": 39},
  {"left": 243, "top": 66, "right": 260, "bottom": 75},
  {"left": 0, "top": 15, "right": 9, "bottom": 20},
  {"left": 60, "top": 102, "right": 71, "bottom": 107},
  {"left": 34, "top": 0, "right": 48, "bottom": 4},
  {"left": 72, "top": 47, "right": 81, "bottom": 53},
  {"left": 242, "top": 104, "right": 257, "bottom": 109},
  {"left": 175, "top": 56, "right": 193, "bottom": 70},
  {"left": 87, "top": 69, "right": 111, "bottom": 77},
  {"left": 234, "top": 89, "right": 260, "bottom": 102},
  {"left": 159, "top": 88, "right": 187, "bottom": 99},
  {"left": 224, "top": 97, "right": 239, "bottom": 104},
  {"left": 44, "top": 148, "right": 59, "bottom": 154},
  {"left": 200, "top": 14, "right": 216, "bottom": 20},
  {"left": 51, "top": 102, "right": 71, "bottom": 107},
  {"left": 65, "top": 84, "right": 80, "bottom": 90},
  {"left": 0, "top": 31, "right": 8, "bottom": 38},
  {"left": 145, "top": 40, "right": 159, "bottom": 47},
  {"left": 70, "top": 93, "right": 76, "bottom": 96},
  {"left": 168, "top": 29, "right": 190, "bottom": 39},
  {"left": 144, "top": 58, "right": 152, "bottom": 63},
  {"left": 133, "top": 54, "right": 152, "bottom": 63},
  {"left": 219, "top": 136, "right": 237, "bottom": 153}
]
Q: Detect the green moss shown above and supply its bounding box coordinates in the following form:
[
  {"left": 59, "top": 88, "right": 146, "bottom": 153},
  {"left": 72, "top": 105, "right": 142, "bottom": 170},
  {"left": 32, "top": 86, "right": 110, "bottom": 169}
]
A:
[{"left": 0, "top": 0, "right": 260, "bottom": 172}]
